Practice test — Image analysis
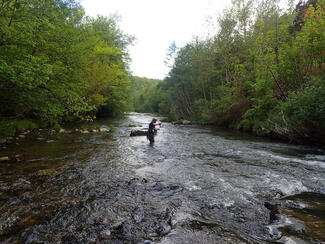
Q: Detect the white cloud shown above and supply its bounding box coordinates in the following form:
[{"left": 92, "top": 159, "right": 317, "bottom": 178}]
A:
[{"left": 80, "top": 0, "right": 230, "bottom": 79}]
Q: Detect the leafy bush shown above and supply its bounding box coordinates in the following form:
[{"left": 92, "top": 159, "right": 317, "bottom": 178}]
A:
[
  {"left": 194, "top": 99, "right": 214, "bottom": 124},
  {"left": 53, "top": 124, "right": 62, "bottom": 131},
  {"left": 239, "top": 93, "right": 278, "bottom": 134},
  {"left": 109, "top": 124, "right": 116, "bottom": 132},
  {"left": 281, "top": 76, "right": 325, "bottom": 131},
  {"left": 0, "top": 119, "right": 39, "bottom": 138}
]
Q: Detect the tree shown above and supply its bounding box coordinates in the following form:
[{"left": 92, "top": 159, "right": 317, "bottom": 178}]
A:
[{"left": 0, "top": 0, "right": 133, "bottom": 131}]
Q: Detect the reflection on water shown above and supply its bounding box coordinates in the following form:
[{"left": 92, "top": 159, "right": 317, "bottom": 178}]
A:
[{"left": 0, "top": 112, "right": 324, "bottom": 243}]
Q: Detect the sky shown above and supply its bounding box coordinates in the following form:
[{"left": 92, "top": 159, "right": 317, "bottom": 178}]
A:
[{"left": 80, "top": 0, "right": 231, "bottom": 80}]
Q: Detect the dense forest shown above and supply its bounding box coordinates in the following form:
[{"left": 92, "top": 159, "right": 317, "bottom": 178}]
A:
[
  {"left": 1, "top": 0, "right": 324, "bottom": 146},
  {"left": 0, "top": 0, "right": 133, "bottom": 137},
  {"left": 137, "top": 0, "right": 325, "bottom": 145},
  {"left": 130, "top": 76, "right": 161, "bottom": 113}
]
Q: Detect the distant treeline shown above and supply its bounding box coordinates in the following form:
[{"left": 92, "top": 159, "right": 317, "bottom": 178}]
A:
[
  {"left": 134, "top": 0, "right": 325, "bottom": 144},
  {"left": 130, "top": 76, "right": 161, "bottom": 113},
  {"left": 0, "top": 0, "right": 133, "bottom": 136}
]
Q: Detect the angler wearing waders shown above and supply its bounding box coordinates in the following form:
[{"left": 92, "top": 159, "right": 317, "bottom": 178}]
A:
[{"left": 148, "top": 118, "right": 161, "bottom": 144}]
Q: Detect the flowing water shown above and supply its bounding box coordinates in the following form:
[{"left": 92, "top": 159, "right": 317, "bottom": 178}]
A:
[{"left": 0, "top": 113, "right": 324, "bottom": 244}]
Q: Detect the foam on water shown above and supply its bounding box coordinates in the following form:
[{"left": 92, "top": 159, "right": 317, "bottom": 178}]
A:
[
  {"left": 257, "top": 150, "right": 325, "bottom": 168},
  {"left": 278, "top": 180, "right": 308, "bottom": 195}
]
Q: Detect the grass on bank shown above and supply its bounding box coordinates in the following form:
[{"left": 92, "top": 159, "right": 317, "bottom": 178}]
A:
[{"left": 0, "top": 119, "right": 60, "bottom": 139}]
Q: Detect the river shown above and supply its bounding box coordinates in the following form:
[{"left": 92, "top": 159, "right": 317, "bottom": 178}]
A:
[{"left": 0, "top": 112, "right": 324, "bottom": 244}]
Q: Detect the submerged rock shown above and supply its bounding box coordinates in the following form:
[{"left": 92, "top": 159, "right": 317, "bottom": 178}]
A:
[
  {"left": 100, "top": 229, "right": 111, "bottom": 239},
  {"left": 130, "top": 130, "right": 148, "bottom": 136},
  {"left": 0, "top": 156, "right": 10, "bottom": 162},
  {"left": 10, "top": 154, "right": 23, "bottom": 162},
  {"left": 264, "top": 196, "right": 325, "bottom": 242},
  {"left": 100, "top": 127, "right": 110, "bottom": 132},
  {"left": 36, "top": 169, "right": 59, "bottom": 177}
]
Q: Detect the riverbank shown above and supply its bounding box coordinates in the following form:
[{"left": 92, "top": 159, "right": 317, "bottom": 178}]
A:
[
  {"left": 164, "top": 117, "right": 325, "bottom": 149},
  {"left": 0, "top": 119, "right": 45, "bottom": 139},
  {"left": 0, "top": 118, "right": 113, "bottom": 152}
]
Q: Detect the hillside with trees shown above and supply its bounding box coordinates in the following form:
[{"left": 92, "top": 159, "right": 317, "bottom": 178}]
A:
[{"left": 141, "top": 0, "right": 325, "bottom": 145}]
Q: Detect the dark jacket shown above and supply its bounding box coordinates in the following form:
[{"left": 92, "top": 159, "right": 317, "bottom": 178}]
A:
[{"left": 148, "top": 122, "right": 155, "bottom": 135}]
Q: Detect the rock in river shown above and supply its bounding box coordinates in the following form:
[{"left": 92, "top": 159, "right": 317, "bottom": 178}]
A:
[
  {"left": 130, "top": 130, "right": 148, "bottom": 136},
  {"left": 100, "top": 127, "right": 110, "bottom": 132},
  {"left": 36, "top": 169, "right": 59, "bottom": 177},
  {"left": 0, "top": 156, "right": 10, "bottom": 162}
]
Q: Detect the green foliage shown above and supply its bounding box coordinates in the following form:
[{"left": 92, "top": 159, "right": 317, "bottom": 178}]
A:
[
  {"left": 163, "top": 105, "right": 177, "bottom": 121},
  {"left": 281, "top": 76, "right": 325, "bottom": 131},
  {"left": 129, "top": 76, "right": 162, "bottom": 113},
  {"left": 53, "top": 124, "right": 62, "bottom": 131},
  {"left": 0, "top": 119, "right": 39, "bottom": 138},
  {"left": 108, "top": 124, "right": 116, "bottom": 133},
  {"left": 136, "top": 0, "right": 325, "bottom": 143},
  {"left": 80, "top": 124, "right": 88, "bottom": 131},
  {"left": 0, "top": 0, "right": 133, "bottom": 127},
  {"left": 194, "top": 99, "right": 213, "bottom": 124}
]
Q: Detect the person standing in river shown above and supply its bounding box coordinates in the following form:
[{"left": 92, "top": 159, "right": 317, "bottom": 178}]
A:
[{"left": 148, "top": 118, "right": 161, "bottom": 144}]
